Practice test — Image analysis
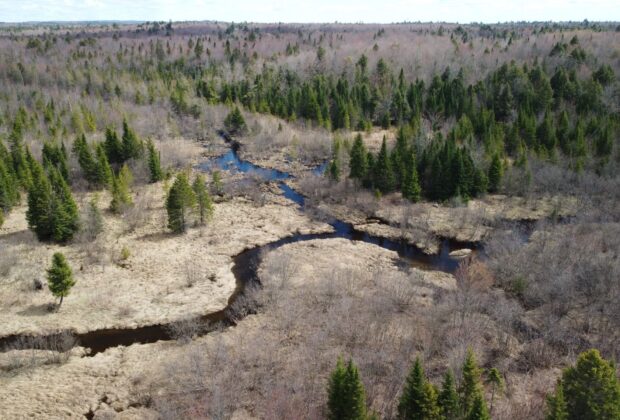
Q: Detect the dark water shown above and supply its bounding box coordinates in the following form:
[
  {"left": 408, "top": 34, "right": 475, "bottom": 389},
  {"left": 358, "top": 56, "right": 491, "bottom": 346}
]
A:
[
  {"left": 201, "top": 146, "right": 467, "bottom": 273},
  {"left": 0, "top": 143, "right": 471, "bottom": 355}
]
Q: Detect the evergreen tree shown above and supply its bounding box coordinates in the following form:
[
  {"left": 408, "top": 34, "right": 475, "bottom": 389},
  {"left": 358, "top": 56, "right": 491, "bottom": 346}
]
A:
[
  {"left": 27, "top": 162, "right": 79, "bottom": 243},
  {"left": 26, "top": 160, "right": 53, "bottom": 240},
  {"left": 398, "top": 357, "right": 440, "bottom": 420},
  {"left": 9, "top": 120, "right": 32, "bottom": 189},
  {"left": 438, "top": 370, "right": 460, "bottom": 420},
  {"left": 487, "top": 153, "right": 503, "bottom": 193},
  {"left": 42, "top": 141, "right": 69, "bottom": 183},
  {"left": 546, "top": 380, "right": 568, "bottom": 420},
  {"left": 486, "top": 368, "right": 504, "bottom": 415},
  {"left": 329, "top": 158, "right": 341, "bottom": 182},
  {"left": 537, "top": 112, "right": 557, "bottom": 153},
  {"left": 402, "top": 148, "right": 421, "bottom": 202},
  {"left": 192, "top": 174, "right": 214, "bottom": 225},
  {"left": 0, "top": 154, "right": 19, "bottom": 214},
  {"left": 555, "top": 349, "right": 620, "bottom": 420},
  {"left": 94, "top": 143, "right": 113, "bottom": 187},
  {"left": 224, "top": 106, "right": 246, "bottom": 135},
  {"left": 349, "top": 134, "right": 368, "bottom": 180},
  {"left": 166, "top": 172, "right": 196, "bottom": 233},
  {"left": 327, "top": 357, "right": 367, "bottom": 420},
  {"left": 48, "top": 168, "right": 80, "bottom": 243},
  {"left": 104, "top": 126, "right": 123, "bottom": 164},
  {"left": 460, "top": 349, "right": 484, "bottom": 416},
  {"left": 466, "top": 393, "right": 490, "bottom": 420},
  {"left": 147, "top": 139, "right": 163, "bottom": 182},
  {"left": 121, "top": 119, "right": 143, "bottom": 161},
  {"left": 47, "top": 252, "right": 75, "bottom": 309},
  {"left": 110, "top": 165, "right": 133, "bottom": 214},
  {"left": 373, "top": 137, "right": 395, "bottom": 193}
]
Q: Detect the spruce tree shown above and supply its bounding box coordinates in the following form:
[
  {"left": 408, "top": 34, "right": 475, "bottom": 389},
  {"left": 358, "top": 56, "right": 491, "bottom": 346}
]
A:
[
  {"left": 398, "top": 357, "right": 439, "bottom": 419},
  {"left": 224, "top": 106, "right": 246, "bottom": 135},
  {"left": 110, "top": 165, "right": 133, "bottom": 214},
  {"left": 327, "top": 357, "right": 367, "bottom": 420},
  {"left": 557, "top": 349, "right": 620, "bottom": 420},
  {"left": 402, "top": 148, "right": 421, "bottom": 202},
  {"left": 349, "top": 134, "right": 368, "bottom": 180},
  {"left": 104, "top": 126, "right": 123, "bottom": 164},
  {"left": 42, "top": 141, "right": 70, "bottom": 183},
  {"left": 192, "top": 174, "right": 214, "bottom": 225},
  {"left": 48, "top": 167, "right": 80, "bottom": 243},
  {"left": 166, "top": 172, "right": 196, "bottom": 233},
  {"left": 94, "top": 143, "right": 113, "bottom": 187},
  {"left": 466, "top": 393, "right": 490, "bottom": 420},
  {"left": 147, "top": 139, "right": 163, "bottom": 182},
  {"left": 26, "top": 160, "right": 53, "bottom": 240},
  {"left": 438, "top": 370, "right": 460, "bottom": 420},
  {"left": 546, "top": 380, "right": 568, "bottom": 420},
  {"left": 486, "top": 367, "right": 504, "bottom": 415},
  {"left": 460, "top": 349, "right": 484, "bottom": 416},
  {"left": 373, "top": 137, "right": 395, "bottom": 193},
  {"left": 121, "top": 119, "right": 143, "bottom": 161},
  {"left": 47, "top": 252, "right": 75, "bottom": 309},
  {"left": 487, "top": 154, "right": 503, "bottom": 193}
]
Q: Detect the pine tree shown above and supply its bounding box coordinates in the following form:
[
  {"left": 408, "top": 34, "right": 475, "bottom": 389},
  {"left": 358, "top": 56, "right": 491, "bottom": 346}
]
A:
[
  {"left": 460, "top": 349, "right": 484, "bottom": 416},
  {"left": 546, "top": 380, "right": 568, "bottom": 420},
  {"left": 121, "top": 119, "right": 143, "bottom": 161},
  {"left": 166, "top": 172, "right": 196, "bottom": 233},
  {"left": 349, "top": 134, "right": 368, "bottom": 180},
  {"left": 438, "top": 370, "right": 460, "bottom": 420},
  {"left": 487, "top": 153, "right": 503, "bottom": 193},
  {"left": 147, "top": 139, "right": 163, "bottom": 182},
  {"left": 9, "top": 120, "right": 32, "bottom": 189},
  {"left": 558, "top": 349, "right": 620, "bottom": 420},
  {"left": 327, "top": 357, "right": 367, "bottom": 420},
  {"left": 47, "top": 252, "right": 75, "bottom": 309},
  {"left": 373, "top": 137, "right": 395, "bottom": 193},
  {"left": 192, "top": 174, "right": 213, "bottom": 225}
]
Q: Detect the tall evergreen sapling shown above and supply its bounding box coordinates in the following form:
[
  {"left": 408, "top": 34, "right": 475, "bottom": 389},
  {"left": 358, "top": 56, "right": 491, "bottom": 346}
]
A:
[
  {"left": 166, "top": 172, "right": 196, "bottom": 233},
  {"left": 192, "top": 174, "right": 214, "bottom": 225},
  {"left": 147, "top": 139, "right": 163, "bottom": 182},
  {"left": 47, "top": 252, "right": 75, "bottom": 309},
  {"left": 327, "top": 357, "right": 367, "bottom": 420}
]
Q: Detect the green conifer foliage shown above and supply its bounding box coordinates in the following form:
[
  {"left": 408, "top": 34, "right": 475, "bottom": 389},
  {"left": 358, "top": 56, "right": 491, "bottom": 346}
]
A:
[
  {"left": 373, "top": 137, "right": 395, "bottom": 193},
  {"left": 192, "top": 174, "right": 214, "bottom": 225},
  {"left": 349, "top": 134, "right": 368, "bottom": 180},
  {"left": 327, "top": 357, "right": 367, "bottom": 420},
  {"left": 47, "top": 252, "right": 75, "bottom": 309},
  {"left": 487, "top": 153, "right": 503, "bottom": 193},
  {"left": 147, "top": 139, "right": 164, "bottom": 182},
  {"left": 166, "top": 172, "right": 196, "bottom": 233},
  {"left": 438, "top": 370, "right": 460, "bottom": 420},
  {"left": 556, "top": 349, "right": 620, "bottom": 420},
  {"left": 121, "top": 119, "right": 143, "bottom": 161}
]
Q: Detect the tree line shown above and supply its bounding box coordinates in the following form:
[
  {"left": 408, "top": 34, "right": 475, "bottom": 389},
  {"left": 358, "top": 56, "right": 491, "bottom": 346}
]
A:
[
  {"left": 328, "top": 127, "right": 498, "bottom": 202},
  {"left": 327, "top": 348, "right": 619, "bottom": 420}
]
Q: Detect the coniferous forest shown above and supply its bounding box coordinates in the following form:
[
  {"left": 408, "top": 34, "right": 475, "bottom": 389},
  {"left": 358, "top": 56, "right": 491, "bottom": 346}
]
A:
[{"left": 0, "top": 19, "right": 619, "bottom": 419}]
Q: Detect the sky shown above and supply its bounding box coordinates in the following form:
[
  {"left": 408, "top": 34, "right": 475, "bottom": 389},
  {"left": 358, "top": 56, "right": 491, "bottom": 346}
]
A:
[{"left": 0, "top": 0, "right": 618, "bottom": 24}]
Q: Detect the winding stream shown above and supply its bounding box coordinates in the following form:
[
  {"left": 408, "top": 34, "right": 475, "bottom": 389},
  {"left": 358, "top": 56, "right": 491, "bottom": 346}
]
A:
[{"left": 0, "top": 137, "right": 473, "bottom": 356}]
